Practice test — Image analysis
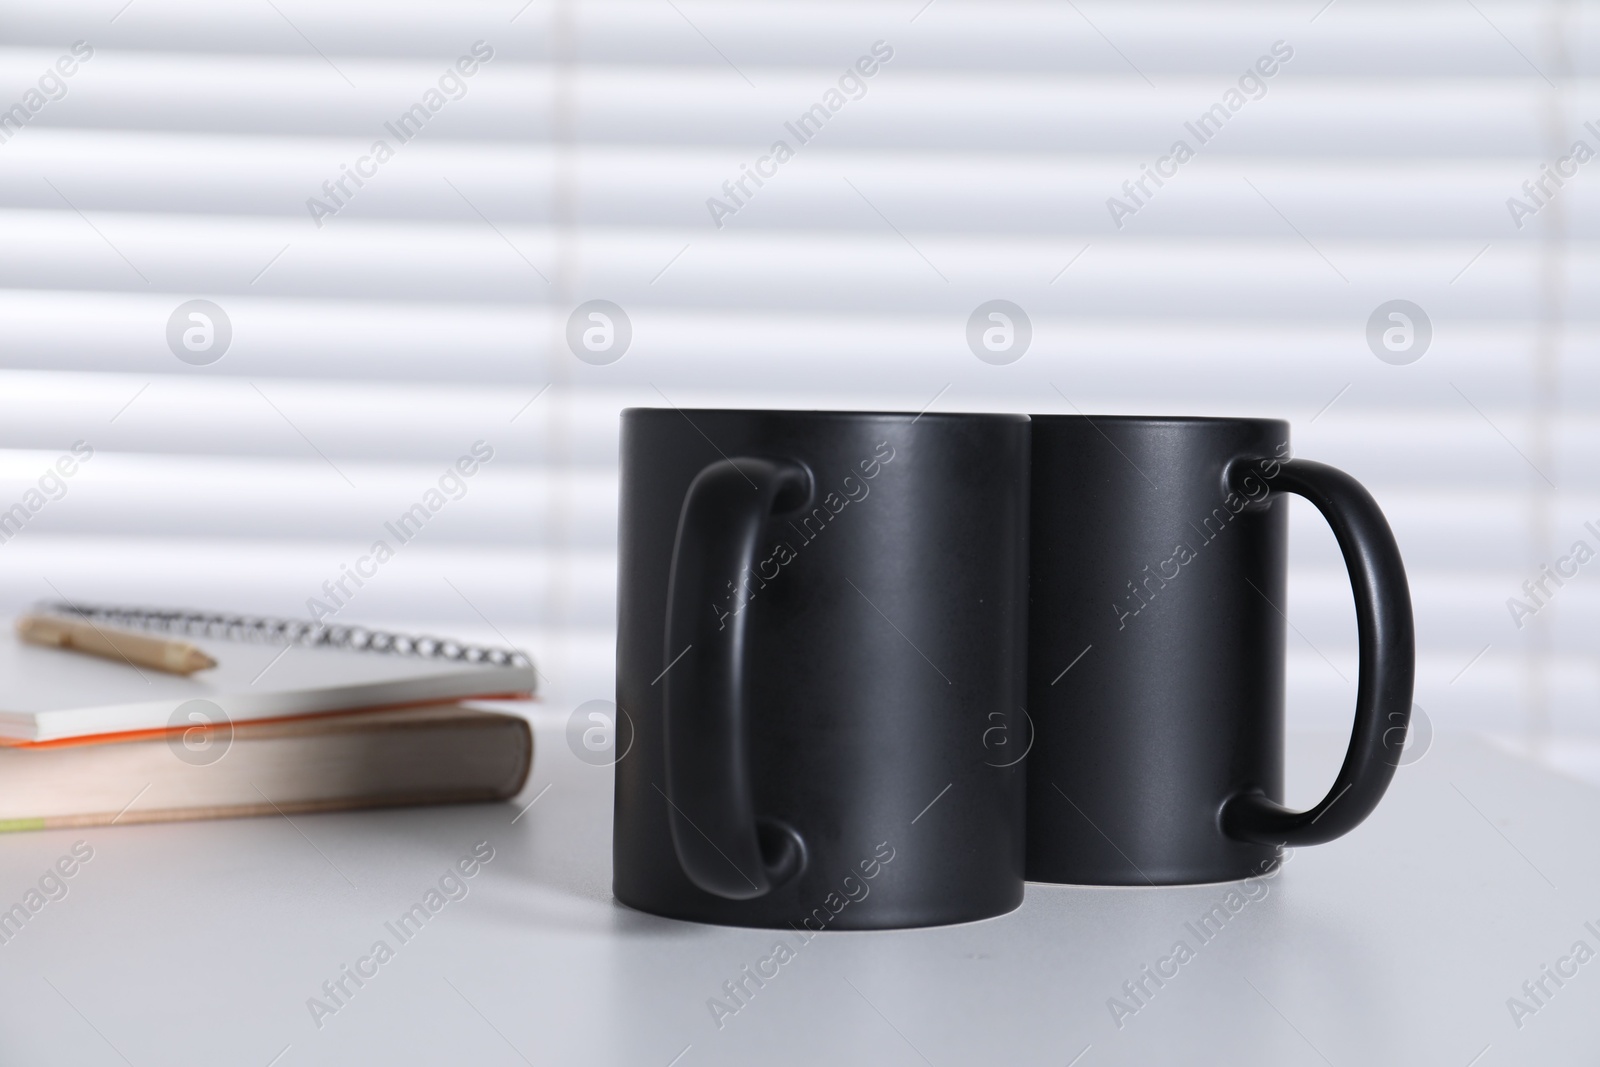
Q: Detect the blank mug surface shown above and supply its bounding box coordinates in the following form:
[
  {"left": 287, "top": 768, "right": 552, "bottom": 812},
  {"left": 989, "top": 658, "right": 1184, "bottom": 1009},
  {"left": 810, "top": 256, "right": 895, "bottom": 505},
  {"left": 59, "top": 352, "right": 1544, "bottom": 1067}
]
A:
[
  {"left": 1026, "top": 415, "right": 1413, "bottom": 886},
  {"left": 613, "top": 409, "right": 1030, "bottom": 929}
]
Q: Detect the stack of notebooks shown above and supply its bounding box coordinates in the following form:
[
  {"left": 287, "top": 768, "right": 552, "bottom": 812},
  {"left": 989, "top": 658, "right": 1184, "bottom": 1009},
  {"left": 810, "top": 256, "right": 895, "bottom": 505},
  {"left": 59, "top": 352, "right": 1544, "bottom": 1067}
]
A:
[{"left": 0, "top": 605, "right": 537, "bottom": 831}]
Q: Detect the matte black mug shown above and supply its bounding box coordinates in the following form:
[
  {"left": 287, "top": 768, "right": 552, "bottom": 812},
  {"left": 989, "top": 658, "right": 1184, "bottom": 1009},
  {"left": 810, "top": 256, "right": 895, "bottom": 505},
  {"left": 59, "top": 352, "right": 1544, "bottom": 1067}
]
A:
[
  {"left": 613, "top": 408, "right": 1030, "bottom": 929},
  {"left": 1027, "top": 416, "right": 1414, "bottom": 885}
]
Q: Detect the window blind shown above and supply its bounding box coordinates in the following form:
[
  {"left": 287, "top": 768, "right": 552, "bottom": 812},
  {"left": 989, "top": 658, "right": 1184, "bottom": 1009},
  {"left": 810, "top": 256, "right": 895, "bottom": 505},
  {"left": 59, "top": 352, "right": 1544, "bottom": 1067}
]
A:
[{"left": 0, "top": 0, "right": 1594, "bottom": 775}]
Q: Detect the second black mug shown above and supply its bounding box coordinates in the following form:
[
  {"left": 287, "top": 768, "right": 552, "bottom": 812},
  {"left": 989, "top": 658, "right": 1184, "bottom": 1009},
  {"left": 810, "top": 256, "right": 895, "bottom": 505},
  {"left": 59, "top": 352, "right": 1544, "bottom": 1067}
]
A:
[{"left": 1026, "top": 415, "right": 1414, "bottom": 885}]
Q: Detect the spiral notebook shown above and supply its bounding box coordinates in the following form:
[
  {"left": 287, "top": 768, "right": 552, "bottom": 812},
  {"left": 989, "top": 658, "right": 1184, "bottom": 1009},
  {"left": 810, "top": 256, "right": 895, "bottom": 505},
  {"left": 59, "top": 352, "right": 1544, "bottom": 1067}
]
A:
[{"left": 0, "top": 605, "right": 537, "bottom": 744}]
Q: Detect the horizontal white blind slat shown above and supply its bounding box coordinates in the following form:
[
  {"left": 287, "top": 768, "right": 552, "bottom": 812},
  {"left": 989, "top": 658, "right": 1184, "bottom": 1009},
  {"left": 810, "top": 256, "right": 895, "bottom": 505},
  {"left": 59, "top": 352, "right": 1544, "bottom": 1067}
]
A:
[
  {"left": 4, "top": 62, "right": 1593, "bottom": 154},
  {"left": 0, "top": 1, "right": 1592, "bottom": 75},
  {"left": 7, "top": 133, "right": 1594, "bottom": 237},
  {"left": 4, "top": 219, "right": 1600, "bottom": 312}
]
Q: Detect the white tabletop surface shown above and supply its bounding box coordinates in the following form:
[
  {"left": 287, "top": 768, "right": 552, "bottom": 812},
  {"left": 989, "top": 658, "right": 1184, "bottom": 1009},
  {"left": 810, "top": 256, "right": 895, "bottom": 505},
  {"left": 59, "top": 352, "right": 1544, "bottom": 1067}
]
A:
[{"left": 0, "top": 713, "right": 1595, "bottom": 1066}]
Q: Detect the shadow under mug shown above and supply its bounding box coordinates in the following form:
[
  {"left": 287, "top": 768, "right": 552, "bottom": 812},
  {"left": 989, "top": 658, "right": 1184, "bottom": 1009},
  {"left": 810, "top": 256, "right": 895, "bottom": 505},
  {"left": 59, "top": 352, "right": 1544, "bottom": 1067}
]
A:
[
  {"left": 1026, "top": 416, "right": 1415, "bottom": 886},
  {"left": 612, "top": 408, "right": 1030, "bottom": 929}
]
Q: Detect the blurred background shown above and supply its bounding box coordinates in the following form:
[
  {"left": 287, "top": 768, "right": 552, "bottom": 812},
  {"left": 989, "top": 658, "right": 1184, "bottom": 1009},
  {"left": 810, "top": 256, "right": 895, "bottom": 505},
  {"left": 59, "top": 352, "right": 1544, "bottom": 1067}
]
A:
[{"left": 0, "top": 1, "right": 1595, "bottom": 777}]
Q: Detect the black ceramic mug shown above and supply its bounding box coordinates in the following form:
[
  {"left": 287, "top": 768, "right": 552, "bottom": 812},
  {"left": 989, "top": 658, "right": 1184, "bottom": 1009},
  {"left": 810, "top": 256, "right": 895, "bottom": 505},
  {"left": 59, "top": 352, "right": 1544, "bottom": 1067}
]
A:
[
  {"left": 1027, "top": 416, "right": 1414, "bottom": 885},
  {"left": 613, "top": 409, "right": 1030, "bottom": 929}
]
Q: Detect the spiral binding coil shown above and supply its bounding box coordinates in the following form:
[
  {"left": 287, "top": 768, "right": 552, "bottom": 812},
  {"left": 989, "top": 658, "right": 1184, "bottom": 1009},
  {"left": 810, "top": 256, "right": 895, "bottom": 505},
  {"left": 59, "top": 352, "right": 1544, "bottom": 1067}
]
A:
[{"left": 38, "top": 602, "right": 533, "bottom": 670}]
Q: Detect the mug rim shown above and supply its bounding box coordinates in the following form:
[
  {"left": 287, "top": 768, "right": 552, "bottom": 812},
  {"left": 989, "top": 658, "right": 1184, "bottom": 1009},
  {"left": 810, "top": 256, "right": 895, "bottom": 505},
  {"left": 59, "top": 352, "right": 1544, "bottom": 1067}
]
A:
[
  {"left": 1030, "top": 413, "right": 1289, "bottom": 428},
  {"left": 623, "top": 407, "right": 1030, "bottom": 423}
]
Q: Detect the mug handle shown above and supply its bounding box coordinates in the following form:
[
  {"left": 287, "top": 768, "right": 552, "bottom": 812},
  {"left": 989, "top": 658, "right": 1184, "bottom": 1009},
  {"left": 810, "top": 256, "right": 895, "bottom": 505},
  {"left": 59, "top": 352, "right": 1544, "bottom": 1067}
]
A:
[
  {"left": 662, "top": 456, "right": 811, "bottom": 899},
  {"left": 1220, "top": 458, "right": 1415, "bottom": 847}
]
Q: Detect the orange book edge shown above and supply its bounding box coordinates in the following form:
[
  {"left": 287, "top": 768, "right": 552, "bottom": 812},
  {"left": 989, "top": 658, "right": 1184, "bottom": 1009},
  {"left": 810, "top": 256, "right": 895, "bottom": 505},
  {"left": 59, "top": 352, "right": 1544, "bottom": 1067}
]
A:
[{"left": 0, "top": 691, "right": 536, "bottom": 750}]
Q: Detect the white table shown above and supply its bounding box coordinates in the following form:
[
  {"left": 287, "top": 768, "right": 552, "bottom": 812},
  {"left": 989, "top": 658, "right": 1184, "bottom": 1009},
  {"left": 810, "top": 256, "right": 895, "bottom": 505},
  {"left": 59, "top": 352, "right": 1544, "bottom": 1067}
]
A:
[{"left": 0, "top": 718, "right": 1595, "bottom": 1066}]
